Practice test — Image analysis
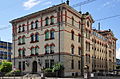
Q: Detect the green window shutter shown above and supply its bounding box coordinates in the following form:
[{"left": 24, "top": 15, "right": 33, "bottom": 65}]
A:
[
  {"left": 45, "top": 18, "right": 49, "bottom": 25},
  {"left": 35, "top": 47, "right": 38, "bottom": 54},
  {"left": 45, "top": 32, "right": 49, "bottom": 40},
  {"left": 50, "top": 46, "right": 54, "bottom": 53},
  {"left": 20, "top": 38, "right": 22, "bottom": 44},
  {"left": 22, "top": 37, "right": 25, "bottom": 43},
  {"left": 31, "top": 48, "right": 34, "bottom": 54},
  {"left": 51, "top": 17, "right": 54, "bottom": 24},
  {"left": 18, "top": 38, "right": 21, "bottom": 44}
]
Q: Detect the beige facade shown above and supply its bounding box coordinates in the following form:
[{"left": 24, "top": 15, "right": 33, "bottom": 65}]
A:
[{"left": 10, "top": 3, "right": 117, "bottom": 76}]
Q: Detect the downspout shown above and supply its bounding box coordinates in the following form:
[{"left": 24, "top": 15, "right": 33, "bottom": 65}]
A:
[{"left": 81, "top": 16, "right": 84, "bottom": 76}]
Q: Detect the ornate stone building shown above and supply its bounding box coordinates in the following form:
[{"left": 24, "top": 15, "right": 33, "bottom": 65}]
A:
[{"left": 10, "top": 2, "right": 117, "bottom": 76}]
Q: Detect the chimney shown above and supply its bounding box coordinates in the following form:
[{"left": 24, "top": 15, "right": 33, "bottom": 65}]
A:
[
  {"left": 98, "top": 22, "right": 100, "bottom": 31},
  {"left": 66, "top": 0, "right": 69, "bottom": 5}
]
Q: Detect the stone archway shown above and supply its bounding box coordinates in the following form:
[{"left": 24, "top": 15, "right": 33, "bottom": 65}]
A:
[{"left": 32, "top": 61, "right": 37, "bottom": 73}]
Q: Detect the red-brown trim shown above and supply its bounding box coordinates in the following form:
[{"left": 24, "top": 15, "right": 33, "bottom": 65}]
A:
[
  {"left": 44, "top": 43, "right": 49, "bottom": 48},
  {"left": 50, "top": 43, "right": 55, "bottom": 46}
]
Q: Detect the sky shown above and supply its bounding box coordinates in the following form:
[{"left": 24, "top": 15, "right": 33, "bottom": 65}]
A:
[{"left": 0, "top": 0, "right": 120, "bottom": 58}]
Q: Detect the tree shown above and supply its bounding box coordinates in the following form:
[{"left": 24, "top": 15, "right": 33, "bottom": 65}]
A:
[{"left": 0, "top": 61, "right": 12, "bottom": 73}]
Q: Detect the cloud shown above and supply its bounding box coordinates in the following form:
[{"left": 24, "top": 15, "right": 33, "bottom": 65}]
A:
[
  {"left": 23, "top": 0, "right": 52, "bottom": 10},
  {"left": 23, "top": 0, "right": 42, "bottom": 10},
  {"left": 103, "top": 2, "right": 110, "bottom": 7},
  {"left": 43, "top": 2, "right": 52, "bottom": 5},
  {"left": 116, "top": 48, "right": 120, "bottom": 59}
]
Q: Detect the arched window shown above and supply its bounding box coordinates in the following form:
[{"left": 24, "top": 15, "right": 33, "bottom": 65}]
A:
[
  {"left": 18, "top": 25, "right": 21, "bottom": 33},
  {"left": 72, "top": 17, "right": 74, "bottom": 26},
  {"left": 31, "top": 47, "right": 34, "bottom": 55},
  {"left": 45, "top": 30, "right": 49, "bottom": 40},
  {"left": 45, "top": 17, "right": 49, "bottom": 26},
  {"left": 50, "top": 16, "right": 54, "bottom": 25},
  {"left": 45, "top": 45, "right": 49, "bottom": 54},
  {"left": 50, "top": 30, "right": 54, "bottom": 39},
  {"left": 18, "top": 36, "right": 21, "bottom": 44},
  {"left": 78, "top": 47, "right": 81, "bottom": 55},
  {"left": 71, "top": 30, "right": 74, "bottom": 40},
  {"left": 35, "top": 46, "right": 39, "bottom": 55},
  {"left": 31, "top": 21, "right": 34, "bottom": 29},
  {"left": 22, "top": 24, "right": 25, "bottom": 32},
  {"left": 22, "top": 36, "right": 25, "bottom": 44},
  {"left": 18, "top": 49, "right": 21, "bottom": 57},
  {"left": 22, "top": 48, "right": 25, "bottom": 56},
  {"left": 71, "top": 44, "right": 74, "bottom": 54},
  {"left": 35, "top": 20, "right": 38, "bottom": 29},
  {"left": 31, "top": 34, "right": 34, "bottom": 42},
  {"left": 35, "top": 33, "right": 39, "bottom": 42},
  {"left": 50, "top": 44, "right": 55, "bottom": 54}
]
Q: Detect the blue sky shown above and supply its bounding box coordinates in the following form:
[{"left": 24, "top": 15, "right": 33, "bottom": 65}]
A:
[{"left": 0, "top": 0, "right": 120, "bottom": 58}]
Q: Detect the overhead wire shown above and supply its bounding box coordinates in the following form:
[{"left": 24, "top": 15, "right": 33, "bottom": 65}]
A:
[{"left": 95, "top": 14, "right": 120, "bottom": 21}]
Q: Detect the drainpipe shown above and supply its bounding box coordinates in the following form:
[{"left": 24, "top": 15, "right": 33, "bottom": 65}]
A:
[
  {"left": 58, "top": 7, "right": 61, "bottom": 62},
  {"left": 81, "top": 16, "right": 85, "bottom": 76}
]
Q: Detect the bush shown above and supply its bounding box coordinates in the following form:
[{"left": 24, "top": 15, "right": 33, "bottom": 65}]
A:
[
  {"left": 5, "top": 70, "right": 21, "bottom": 76},
  {"left": 44, "top": 68, "right": 52, "bottom": 72}
]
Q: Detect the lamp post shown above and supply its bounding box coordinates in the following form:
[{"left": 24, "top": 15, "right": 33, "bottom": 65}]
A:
[{"left": 84, "top": 65, "right": 89, "bottom": 79}]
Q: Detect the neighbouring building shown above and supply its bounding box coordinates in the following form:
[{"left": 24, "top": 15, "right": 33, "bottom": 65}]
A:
[
  {"left": 0, "top": 40, "right": 12, "bottom": 62},
  {"left": 10, "top": 2, "right": 117, "bottom": 77}
]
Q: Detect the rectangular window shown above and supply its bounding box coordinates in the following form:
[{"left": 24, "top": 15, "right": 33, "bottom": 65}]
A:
[
  {"left": 86, "top": 42, "right": 90, "bottom": 52},
  {"left": 71, "top": 60, "right": 74, "bottom": 69},
  {"left": 19, "top": 62, "right": 21, "bottom": 71},
  {"left": 45, "top": 60, "right": 49, "bottom": 68},
  {"left": 23, "top": 61, "right": 25, "bottom": 71},
  {"left": 50, "top": 59, "right": 54, "bottom": 68},
  {"left": 78, "top": 35, "right": 81, "bottom": 43},
  {"left": 78, "top": 60, "right": 80, "bottom": 69}
]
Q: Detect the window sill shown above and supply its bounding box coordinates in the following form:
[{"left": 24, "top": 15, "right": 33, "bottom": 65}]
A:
[
  {"left": 30, "top": 41, "right": 39, "bottom": 43},
  {"left": 50, "top": 23, "right": 54, "bottom": 25},
  {"left": 18, "top": 43, "right": 25, "bottom": 45}
]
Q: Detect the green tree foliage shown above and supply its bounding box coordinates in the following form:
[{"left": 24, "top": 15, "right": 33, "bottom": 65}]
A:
[
  {"left": 44, "top": 63, "right": 64, "bottom": 73},
  {"left": 0, "top": 61, "right": 12, "bottom": 73},
  {"left": 52, "top": 63, "right": 64, "bottom": 72},
  {"left": 116, "top": 65, "right": 120, "bottom": 69}
]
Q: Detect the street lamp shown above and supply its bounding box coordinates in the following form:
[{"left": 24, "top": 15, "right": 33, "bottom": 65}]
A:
[{"left": 84, "top": 65, "right": 89, "bottom": 79}]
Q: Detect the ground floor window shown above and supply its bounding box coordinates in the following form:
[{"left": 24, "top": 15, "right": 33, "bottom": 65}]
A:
[{"left": 18, "top": 62, "right": 21, "bottom": 71}]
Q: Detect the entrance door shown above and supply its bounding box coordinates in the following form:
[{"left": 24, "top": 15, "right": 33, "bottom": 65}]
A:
[{"left": 32, "top": 61, "right": 37, "bottom": 73}]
